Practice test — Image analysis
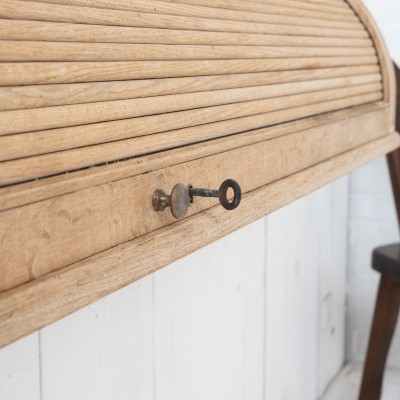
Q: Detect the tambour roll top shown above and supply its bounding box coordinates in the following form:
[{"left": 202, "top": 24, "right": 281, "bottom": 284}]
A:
[
  {"left": 0, "top": 0, "right": 392, "bottom": 185},
  {"left": 0, "top": 0, "right": 398, "bottom": 347}
]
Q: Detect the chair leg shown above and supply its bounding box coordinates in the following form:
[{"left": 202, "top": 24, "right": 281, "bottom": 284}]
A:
[{"left": 359, "top": 275, "right": 400, "bottom": 400}]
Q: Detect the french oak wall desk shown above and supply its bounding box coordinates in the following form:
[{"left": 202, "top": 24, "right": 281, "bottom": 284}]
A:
[{"left": 0, "top": 0, "right": 398, "bottom": 348}]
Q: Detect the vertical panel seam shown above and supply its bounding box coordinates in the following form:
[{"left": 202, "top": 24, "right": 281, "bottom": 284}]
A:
[
  {"left": 262, "top": 216, "right": 268, "bottom": 400},
  {"left": 38, "top": 331, "right": 43, "bottom": 400}
]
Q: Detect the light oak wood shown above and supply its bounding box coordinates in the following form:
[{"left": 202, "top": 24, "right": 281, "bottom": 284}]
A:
[
  {"left": 0, "top": 19, "right": 373, "bottom": 47},
  {"left": 301, "top": 0, "right": 347, "bottom": 8},
  {"left": 248, "top": 0, "right": 352, "bottom": 14},
  {"left": 0, "top": 66, "right": 379, "bottom": 111},
  {"left": 0, "top": 102, "right": 385, "bottom": 212},
  {"left": 0, "top": 87, "right": 382, "bottom": 163},
  {"left": 244, "top": 0, "right": 351, "bottom": 12},
  {"left": 300, "top": 0, "right": 348, "bottom": 8},
  {"left": 18, "top": 0, "right": 359, "bottom": 23},
  {"left": 0, "top": 41, "right": 375, "bottom": 63},
  {"left": 0, "top": 1, "right": 369, "bottom": 38},
  {"left": 160, "top": 0, "right": 354, "bottom": 18},
  {"left": 0, "top": 93, "right": 383, "bottom": 184},
  {"left": 0, "top": 133, "right": 397, "bottom": 348},
  {"left": 0, "top": 57, "right": 379, "bottom": 86},
  {"left": 0, "top": 0, "right": 396, "bottom": 345},
  {"left": 0, "top": 107, "right": 390, "bottom": 292},
  {"left": 0, "top": 79, "right": 381, "bottom": 137}
]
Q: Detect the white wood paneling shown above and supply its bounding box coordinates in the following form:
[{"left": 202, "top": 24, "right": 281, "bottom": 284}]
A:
[
  {"left": 40, "top": 277, "right": 154, "bottom": 400},
  {"left": 0, "top": 333, "right": 40, "bottom": 400},
  {"left": 265, "top": 177, "right": 348, "bottom": 400},
  {"left": 153, "top": 219, "right": 265, "bottom": 400},
  {"left": 318, "top": 178, "right": 348, "bottom": 395}
]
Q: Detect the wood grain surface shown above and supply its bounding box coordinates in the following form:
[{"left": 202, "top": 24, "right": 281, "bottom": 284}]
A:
[
  {"left": 0, "top": 107, "right": 390, "bottom": 292},
  {"left": 0, "top": 102, "right": 386, "bottom": 212},
  {"left": 0, "top": 1, "right": 368, "bottom": 37},
  {"left": 0, "top": 133, "right": 398, "bottom": 349},
  {"left": 16, "top": 0, "right": 360, "bottom": 23},
  {"left": 0, "top": 90, "right": 382, "bottom": 165},
  {"left": 0, "top": 0, "right": 396, "bottom": 346},
  {"left": 0, "top": 19, "right": 372, "bottom": 46},
  {"left": 0, "top": 57, "right": 379, "bottom": 86},
  {"left": 346, "top": 0, "right": 397, "bottom": 129},
  {"left": 0, "top": 79, "right": 381, "bottom": 136},
  {"left": 159, "top": 0, "right": 353, "bottom": 16},
  {"left": 0, "top": 66, "right": 379, "bottom": 111}
]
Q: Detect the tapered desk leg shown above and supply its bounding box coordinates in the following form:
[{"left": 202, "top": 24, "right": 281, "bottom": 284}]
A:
[{"left": 358, "top": 276, "right": 400, "bottom": 400}]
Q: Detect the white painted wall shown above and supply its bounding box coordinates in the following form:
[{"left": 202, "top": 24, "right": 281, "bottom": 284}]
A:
[
  {"left": 0, "top": 176, "right": 349, "bottom": 400},
  {"left": 265, "top": 177, "right": 348, "bottom": 399},
  {"left": 345, "top": 0, "right": 400, "bottom": 370}
]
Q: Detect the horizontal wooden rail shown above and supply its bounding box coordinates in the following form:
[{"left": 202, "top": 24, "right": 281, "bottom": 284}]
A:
[
  {"left": 0, "top": 57, "right": 379, "bottom": 86},
  {"left": 0, "top": 102, "right": 387, "bottom": 212},
  {"left": 0, "top": 106, "right": 389, "bottom": 292},
  {"left": 0, "top": 132, "right": 397, "bottom": 348},
  {"left": 246, "top": 0, "right": 352, "bottom": 14},
  {"left": 0, "top": 94, "right": 383, "bottom": 182},
  {"left": 18, "top": 0, "right": 359, "bottom": 23},
  {"left": 162, "top": 0, "right": 357, "bottom": 20},
  {"left": 0, "top": 41, "right": 376, "bottom": 62},
  {"left": 0, "top": 19, "right": 373, "bottom": 47},
  {"left": 0, "top": 67, "right": 380, "bottom": 111},
  {"left": 296, "top": 0, "right": 347, "bottom": 8},
  {"left": 0, "top": 78, "right": 382, "bottom": 136},
  {"left": 0, "top": 1, "right": 369, "bottom": 38}
]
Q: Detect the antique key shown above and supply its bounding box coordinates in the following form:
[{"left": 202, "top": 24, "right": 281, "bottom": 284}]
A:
[{"left": 153, "top": 179, "right": 241, "bottom": 220}]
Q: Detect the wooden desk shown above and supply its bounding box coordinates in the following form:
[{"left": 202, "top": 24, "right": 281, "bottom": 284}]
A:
[{"left": 0, "top": 0, "right": 398, "bottom": 348}]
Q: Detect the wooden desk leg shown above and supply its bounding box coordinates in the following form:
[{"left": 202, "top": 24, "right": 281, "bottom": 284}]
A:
[{"left": 358, "top": 275, "right": 400, "bottom": 400}]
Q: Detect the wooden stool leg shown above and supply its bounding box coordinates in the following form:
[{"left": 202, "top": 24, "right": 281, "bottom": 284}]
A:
[{"left": 359, "top": 275, "right": 400, "bottom": 400}]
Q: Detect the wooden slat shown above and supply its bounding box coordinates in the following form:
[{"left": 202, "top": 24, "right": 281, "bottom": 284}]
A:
[
  {"left": 0, "top": 78, "right": 382, "bottom": 137},
  {"left": 17, "top": 0, "right": 360, "bottom": 24},
  {"left": 0, "top": 57, "right": 379, "bottom": 86},
  {"left": 0, "top": 92, "right": 383, "bottom": 187},
  {"left": 0, "top": 102, "right": 386, "bottom": 212},
  {"left": 244, "top": 0, "right": 353, "bottom": 15},
  {"left": 159, "top": 0, "right": 354, "bottom": 18},
  {"left": 248, "top": 0, "right": 351, "bottom": 12},
  {"left": 0, "top": 133, "right": 397, "bottom": 349},
  {"left": 0, "top": 106, "right": 391, "bottom": 293},
  {"left": 0, "top": 41, "right": 376, "bottom": 63},
  {"left": 0, "top": 83, "right": 383, "bottom": 163},
  {"left": 0, "top": 19, "right": 373, "bottom": 48},
  {"left": 300, "top": 0, "right": 348, "bottom": 9},
  {"left": 0, "top": 67, "right": 380, "bottom": 111},
  {"left": 0, "top": 95, "right": 384, "bottom": 187},
  {"left": 0, "top": 1, "right": 369, "bottom": 38}
]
